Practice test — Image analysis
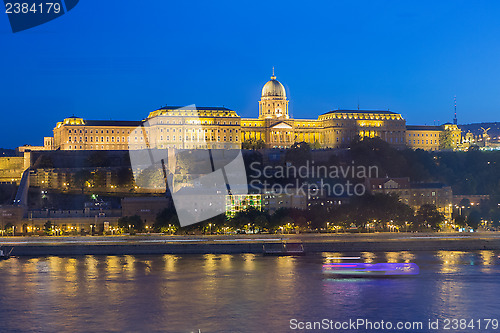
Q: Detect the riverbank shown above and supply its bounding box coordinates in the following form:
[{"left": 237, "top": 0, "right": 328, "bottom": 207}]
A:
[{"left": 2, "top": 232, "right": 500, "bottom": 256}]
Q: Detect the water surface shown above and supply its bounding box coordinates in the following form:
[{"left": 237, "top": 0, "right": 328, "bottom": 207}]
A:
[{"left": 0, "top": 251, "right": 499, "bottom": 332}]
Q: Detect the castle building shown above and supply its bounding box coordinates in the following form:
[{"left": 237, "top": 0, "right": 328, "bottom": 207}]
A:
[
  {"left": 406, "top": 126, "right": 442, "bottom": 151},
  {"left": 53, "top": 117, "right": 141, "bottom": 151},
  {"left": 24, "top": 70, "right": 460, "bottom": 152},
  {"left": 406, "top": 123, "right": 462, "bottom": 151}
]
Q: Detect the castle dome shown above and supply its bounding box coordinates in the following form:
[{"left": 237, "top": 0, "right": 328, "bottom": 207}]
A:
[{"left": 261, "top": 70, "right": 286, "bottom": 98}]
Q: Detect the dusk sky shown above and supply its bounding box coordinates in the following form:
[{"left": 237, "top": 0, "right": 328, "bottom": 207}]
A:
[{"left": 2, "top": 0, "right": 500, "bottom": 148}]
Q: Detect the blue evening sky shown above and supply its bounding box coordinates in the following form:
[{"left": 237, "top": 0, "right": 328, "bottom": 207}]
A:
[{"left": 1, "top": 0, "right": 500, "bottom": 148}]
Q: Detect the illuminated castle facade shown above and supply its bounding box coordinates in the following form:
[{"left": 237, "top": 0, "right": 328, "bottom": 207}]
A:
[{"left": 29, "top": 71, "right": 460, "bottom": 152}]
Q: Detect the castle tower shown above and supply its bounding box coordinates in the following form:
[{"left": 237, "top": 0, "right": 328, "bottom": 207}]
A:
[{"left": 258, "top": 68, "right": 289, "bottom": 119}]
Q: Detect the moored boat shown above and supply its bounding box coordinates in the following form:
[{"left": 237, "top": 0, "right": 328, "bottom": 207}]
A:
[{"left": 0, "top": 247, "right": 13, "bottom": 260}]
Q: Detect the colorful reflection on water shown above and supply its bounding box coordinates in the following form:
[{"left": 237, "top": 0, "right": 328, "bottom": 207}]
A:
[{"left": 0, "top": 251, "right": 498, "bottom": 332}]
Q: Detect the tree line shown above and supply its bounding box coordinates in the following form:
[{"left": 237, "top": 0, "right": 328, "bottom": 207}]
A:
[{"left": 142, "top": 193, "right": 446, "bottom": 235}]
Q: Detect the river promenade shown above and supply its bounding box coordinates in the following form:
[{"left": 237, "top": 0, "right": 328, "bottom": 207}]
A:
[{"left": 1, "top": 232, "right": 500, "bottom": 256}]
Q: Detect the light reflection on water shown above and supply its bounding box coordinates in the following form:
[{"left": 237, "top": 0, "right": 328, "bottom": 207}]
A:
[{"left": 0, "top": 251, "right": 499, "bottom": 332}]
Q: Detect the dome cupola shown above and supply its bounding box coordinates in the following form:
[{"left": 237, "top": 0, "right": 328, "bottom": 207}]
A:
[{"left": 261, "top": 68, "right": 286, "bottom": 98}]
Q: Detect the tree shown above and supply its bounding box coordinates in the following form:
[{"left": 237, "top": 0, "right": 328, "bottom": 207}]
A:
[
  {"left": 242, "top": 138, "right": 265, "bottom": 150},
  {"left": 4, "top": 223, "right": 14, "bottom": 235},
  {"left": 116, "top": 167, "right": 135, "bottom": 188},
  {"left": 454, "top": 214, "right": 467, "bottom": 228},
  {"left": 416, "top": 204, "right": 444, "bottom": 231},
  {"left": 439, "top": 130, "right": 453, "bottom": 150},
  {"left": 43, "top": 221, "right": 52, "bottom": 235},
  {"left": 459, "top": 198, "right": 471, "bottom": 209},
  {"left": 269, "top": 208, "right": 296, "bottom": 233},
  {"left": 310, "top": 141, "right": 322, "bottom": 150},
  {"left": 93, "top": 169, "right": 108, "bottom": 188},
  {"left": 73, "top": 169, "right": 92, "bottom": 193},
  {"left": 201, "top": 214, "right": 227, "bottom": 234},
  {"left": 154, "top": 207, "right": 180, "bottom": 233},
  {"left": 118, "top": 215, "right": 145, "bottom": 233},
  {"left": 285, "top": 142, "right": 312, "bottom": 166},
  {"left": 467, "top": 210, "right": 482, "bottom": 231}
]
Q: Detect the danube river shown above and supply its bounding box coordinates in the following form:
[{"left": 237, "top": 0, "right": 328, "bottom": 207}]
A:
[{"left": 0, "top": 251, "right": 499, "bottom": 332}]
